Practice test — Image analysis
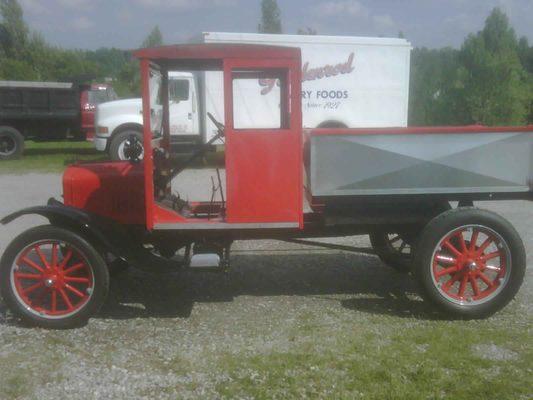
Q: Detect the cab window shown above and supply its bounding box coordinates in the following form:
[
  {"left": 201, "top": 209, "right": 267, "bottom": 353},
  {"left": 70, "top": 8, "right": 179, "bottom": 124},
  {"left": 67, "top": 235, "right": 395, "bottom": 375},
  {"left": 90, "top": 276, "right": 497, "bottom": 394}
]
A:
[{"left": 169, "top": 79, "right": 189, "bottom": 102}]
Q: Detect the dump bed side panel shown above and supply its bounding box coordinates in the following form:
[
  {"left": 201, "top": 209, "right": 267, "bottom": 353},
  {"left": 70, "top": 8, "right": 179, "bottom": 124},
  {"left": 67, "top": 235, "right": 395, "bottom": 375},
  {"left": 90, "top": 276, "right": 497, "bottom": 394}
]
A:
[{"left": 309, "top": 127, "right": 533, "bottom": 198}]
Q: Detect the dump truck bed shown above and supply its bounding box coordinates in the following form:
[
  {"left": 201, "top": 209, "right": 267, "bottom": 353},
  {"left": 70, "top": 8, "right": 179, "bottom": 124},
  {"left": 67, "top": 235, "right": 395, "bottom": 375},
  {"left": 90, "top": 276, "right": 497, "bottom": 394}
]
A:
[{"left": 307, "top": 125, "right": 533, "bottom": 200}]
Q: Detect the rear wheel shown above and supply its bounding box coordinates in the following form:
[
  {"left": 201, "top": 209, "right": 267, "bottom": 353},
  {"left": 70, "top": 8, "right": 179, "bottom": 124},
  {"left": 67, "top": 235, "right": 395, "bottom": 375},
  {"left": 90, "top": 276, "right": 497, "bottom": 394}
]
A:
[
  {"left": 370, "top": 202, "right": 451, "bottom": 273},
  {"left": 369, "top": 231, "right": 415, "bottom": 273},
  {"left": 413, "top": 208, "right": 526, "bottom": 319},
  {"left": 0, "top": 126, "right": 24, "bottom": 160},
  {"left": 0, "top": 225, "right": 109, "bottom": 328},
  {"left": 109, "top": 130, "right": 144, "bottom": 161}
]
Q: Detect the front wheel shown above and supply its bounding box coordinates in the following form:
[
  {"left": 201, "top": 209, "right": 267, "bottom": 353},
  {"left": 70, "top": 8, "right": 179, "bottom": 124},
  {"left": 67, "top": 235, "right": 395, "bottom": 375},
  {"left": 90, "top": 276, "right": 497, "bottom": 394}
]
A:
[
  {"left": 109, "top": 130, "right": 144, "bottom": 161},
  {"left": 413, "top": 208, "right": 526, "bottom": 319},
  {"left": 0, "top": 225, "right": 109, "bottom": 328}
]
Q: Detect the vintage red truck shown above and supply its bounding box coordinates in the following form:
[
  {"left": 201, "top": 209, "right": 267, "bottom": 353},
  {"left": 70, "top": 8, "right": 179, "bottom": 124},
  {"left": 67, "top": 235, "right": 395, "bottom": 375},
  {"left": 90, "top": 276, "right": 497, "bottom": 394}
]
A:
[{"left": 0, "top": 44, "right": 531, "bottom": 328}]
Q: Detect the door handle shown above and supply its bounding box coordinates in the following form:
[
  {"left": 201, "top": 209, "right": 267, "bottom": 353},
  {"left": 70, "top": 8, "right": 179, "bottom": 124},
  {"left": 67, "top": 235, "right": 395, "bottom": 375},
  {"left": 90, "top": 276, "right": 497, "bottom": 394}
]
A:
[{"left": 188, "top": 113, "right": 192, "bottom": 120}]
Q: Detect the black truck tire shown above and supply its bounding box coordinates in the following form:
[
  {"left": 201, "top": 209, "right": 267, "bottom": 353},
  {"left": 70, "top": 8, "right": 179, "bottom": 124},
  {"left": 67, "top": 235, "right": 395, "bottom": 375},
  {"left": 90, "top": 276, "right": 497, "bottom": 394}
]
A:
[
  {"left": 109, "top": 130, "right": 143, "bottom": 161},
  {"left": 0, "top": 225, "right": 109, "bottom": 329},
  {"left": 370, "top": 202, "right": 452, "bottom": 273},
  {"left": 413, "top": 207, "right": 526, "bottom": 319},
  {"left": 369, "top": 231, "right": 417, "bottom": 273},
  {"left": 0, "top": 126, "right": 24, "bottom": 160}
]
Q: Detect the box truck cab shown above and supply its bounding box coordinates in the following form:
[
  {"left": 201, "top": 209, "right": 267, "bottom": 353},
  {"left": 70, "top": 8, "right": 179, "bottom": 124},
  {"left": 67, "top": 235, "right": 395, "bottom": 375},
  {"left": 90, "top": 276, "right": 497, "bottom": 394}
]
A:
[{"left": 95, "top": 32, "right": 411, "bottom": 160}]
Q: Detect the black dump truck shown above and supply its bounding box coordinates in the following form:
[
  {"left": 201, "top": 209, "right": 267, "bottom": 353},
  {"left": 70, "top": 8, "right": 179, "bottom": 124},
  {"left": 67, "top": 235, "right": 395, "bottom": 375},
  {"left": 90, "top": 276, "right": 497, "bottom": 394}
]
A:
[{"left": 0, "top": 81, "right": 117, "bottom": 160}]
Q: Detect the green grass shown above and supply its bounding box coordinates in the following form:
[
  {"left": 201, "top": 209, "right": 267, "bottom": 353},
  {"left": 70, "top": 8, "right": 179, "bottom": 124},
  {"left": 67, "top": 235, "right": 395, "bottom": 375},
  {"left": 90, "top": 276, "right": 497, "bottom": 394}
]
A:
[
  {"left": 0, "top": 140, "right": 225, "bottom": 174},
  {"left": 215, "top": 317, "right": 532, "bottom": 400},
  {"left": 0, "top": 140, "right": 106, "bottom": 173}
]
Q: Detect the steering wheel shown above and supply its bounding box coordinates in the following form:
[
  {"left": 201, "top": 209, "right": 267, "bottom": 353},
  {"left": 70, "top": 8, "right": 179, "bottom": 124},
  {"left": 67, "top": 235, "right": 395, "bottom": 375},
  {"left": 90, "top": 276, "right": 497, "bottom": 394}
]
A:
[{"left": 207, "top": 112, "right": 225, "bottom": 137}]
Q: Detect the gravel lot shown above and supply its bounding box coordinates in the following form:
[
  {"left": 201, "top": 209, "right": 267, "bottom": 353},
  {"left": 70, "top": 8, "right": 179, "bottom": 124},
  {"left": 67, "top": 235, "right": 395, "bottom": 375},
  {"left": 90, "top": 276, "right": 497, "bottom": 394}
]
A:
[{"left": 0, "top": 171, "right": 531, "bottom": 399}]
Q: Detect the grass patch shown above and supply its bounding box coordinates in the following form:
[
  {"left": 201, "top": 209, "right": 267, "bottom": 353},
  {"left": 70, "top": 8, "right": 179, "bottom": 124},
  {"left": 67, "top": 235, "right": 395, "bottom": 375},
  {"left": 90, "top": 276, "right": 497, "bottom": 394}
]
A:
[
  {"left": 215, "top": 321, "right": 532, "bottom": 400},
  {"left": 0, "top": 140, "right": 106, "bottom": 173},
  {"left": 0, "top": 140, "right": 225, "bottom": 174}
]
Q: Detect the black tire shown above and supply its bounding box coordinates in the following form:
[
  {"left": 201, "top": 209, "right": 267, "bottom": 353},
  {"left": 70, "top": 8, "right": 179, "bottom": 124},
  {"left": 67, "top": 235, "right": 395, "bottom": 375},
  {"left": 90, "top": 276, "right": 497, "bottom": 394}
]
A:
[
  {"left": 369, "top": 231, "right": 416, "bottom": 273},
  {"left": 413, "top": 207, "right": 526, "bottom": 319},
  {"left": 370, "top": 202, "right": 452, "bottom": 273},
  {"left": 0, "top": 126, "right": 24, "bottom": 160},
  {"left": 109, "top": 130, "right": 143, "bottom": 161},
  {"left": 0, "top": 225, "right": 109, "bottom": 328}
]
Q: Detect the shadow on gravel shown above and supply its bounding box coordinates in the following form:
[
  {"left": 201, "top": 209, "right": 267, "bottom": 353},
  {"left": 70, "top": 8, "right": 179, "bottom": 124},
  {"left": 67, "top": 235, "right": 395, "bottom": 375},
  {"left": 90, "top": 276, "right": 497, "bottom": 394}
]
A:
[{"left": 97, "top": 252, "right": 444, "bottom": 321}]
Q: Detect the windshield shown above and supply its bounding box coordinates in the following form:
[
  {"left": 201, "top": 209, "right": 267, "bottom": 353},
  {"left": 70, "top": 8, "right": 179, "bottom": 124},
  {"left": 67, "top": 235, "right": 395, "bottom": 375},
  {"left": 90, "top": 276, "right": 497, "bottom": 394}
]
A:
[{"left": 88, "top": 88, "right": 119, "bottom": 105}]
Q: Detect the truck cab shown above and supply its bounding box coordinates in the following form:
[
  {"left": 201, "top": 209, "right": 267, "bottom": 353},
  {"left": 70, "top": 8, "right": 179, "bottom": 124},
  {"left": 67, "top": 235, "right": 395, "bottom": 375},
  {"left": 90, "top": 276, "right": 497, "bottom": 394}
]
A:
[{"left": 94, "top": 72, "right": 202, "bottom": 160}]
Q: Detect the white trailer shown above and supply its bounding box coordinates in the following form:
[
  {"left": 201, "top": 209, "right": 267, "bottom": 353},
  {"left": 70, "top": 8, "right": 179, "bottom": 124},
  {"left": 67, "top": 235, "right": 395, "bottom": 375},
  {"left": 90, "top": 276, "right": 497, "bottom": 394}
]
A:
[{"left": 94, "top": 32, "right": 411, "bottom": 160}]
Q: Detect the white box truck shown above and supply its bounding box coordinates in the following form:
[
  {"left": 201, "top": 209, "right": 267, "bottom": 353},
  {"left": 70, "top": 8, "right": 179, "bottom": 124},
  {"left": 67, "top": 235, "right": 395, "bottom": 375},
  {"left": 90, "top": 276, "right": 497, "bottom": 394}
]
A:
[{"left": 94, "top": 32, "right": 411, "bottom": 160}]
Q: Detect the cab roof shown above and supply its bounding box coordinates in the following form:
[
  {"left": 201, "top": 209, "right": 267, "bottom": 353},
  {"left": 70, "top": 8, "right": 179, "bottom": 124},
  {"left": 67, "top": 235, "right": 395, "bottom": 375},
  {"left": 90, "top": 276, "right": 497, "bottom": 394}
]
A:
[{"left": 133, "top": 43, "right": 301, "bottom": 70}]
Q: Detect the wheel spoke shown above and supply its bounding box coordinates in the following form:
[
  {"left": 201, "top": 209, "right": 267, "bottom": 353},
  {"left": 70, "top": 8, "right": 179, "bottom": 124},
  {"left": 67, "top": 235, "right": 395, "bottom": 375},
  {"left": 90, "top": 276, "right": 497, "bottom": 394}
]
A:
[
  {"left": 436, "top": 266, "right": 459, "bottom": 278},
  {"left": 458, "top": 274, "right": 469, "bottom": 298},
  {"left": 456, "top": 231, "right": 468, "bottom": 252},
  {"left": 22, "top": 281, "right": 45, "bottom": 295},
  {"left": 469, "top": 276, "right": 480, "bottom": 297},
  {"left": 14, "top": 272, "right": 42, "bottom": 280},
  {"left": 443, "top": 272, "right": 462, "bottom": 290},
  {"left": 63, "top": 262, "right": 86, "bottom": 276},
  {"left": 477, "top": 237, "right": 493, "bottom": 255},
  {"left": 64, "top": 276, "right": 90, "bottom": 283},
  {"left": 34, "top": 246, "right": 50, "bottom": 270},
  {"left": 470, "top": 229, "right": 479, "bottom": 251},
  {"left": 51, "top": 243, "right": 58, "bottom": 268},
  {"left": 443, "top": 240, "right": 462, "bottom": 257},
  {"left": 59, "top": 288, "right": 74, "bottom": 310},
  {"left": 435, "top": 254, "right": 456, "bottom": 264},
  {"left": 59, "top": 249, "right": 73, "bottom": 270},
  {"left": 19, "top": 256, "right": 45, "bottom": 273},
  {"left": 65, "top": 284, "right": 86, "bottom": 298},
  {"left": 481, "top": 251, "right": 500, "bottom": 262},
  {"left": 478, "top": 272, "right": 494, "bottom": 287}
]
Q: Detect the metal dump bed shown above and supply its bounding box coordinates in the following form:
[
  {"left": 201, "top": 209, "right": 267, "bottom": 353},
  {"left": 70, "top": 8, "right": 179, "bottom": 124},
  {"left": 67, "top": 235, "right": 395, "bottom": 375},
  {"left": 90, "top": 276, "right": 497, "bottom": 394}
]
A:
[{"left": 307, "top": 125, "right": 533, "bottom": 200}]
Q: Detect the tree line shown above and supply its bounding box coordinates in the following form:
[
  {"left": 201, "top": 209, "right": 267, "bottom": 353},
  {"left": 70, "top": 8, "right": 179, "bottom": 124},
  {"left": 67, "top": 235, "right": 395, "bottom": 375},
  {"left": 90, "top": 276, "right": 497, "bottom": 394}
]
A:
[{"left": 1, "top": 0, "right": 532, "bottom": 126}]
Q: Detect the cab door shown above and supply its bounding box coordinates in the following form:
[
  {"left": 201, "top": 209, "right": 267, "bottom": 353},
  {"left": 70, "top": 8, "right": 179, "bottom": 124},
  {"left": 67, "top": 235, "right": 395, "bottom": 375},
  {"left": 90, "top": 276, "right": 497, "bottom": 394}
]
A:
[{"left": 223, "top": 58, "right": 303, "bottom": 227}]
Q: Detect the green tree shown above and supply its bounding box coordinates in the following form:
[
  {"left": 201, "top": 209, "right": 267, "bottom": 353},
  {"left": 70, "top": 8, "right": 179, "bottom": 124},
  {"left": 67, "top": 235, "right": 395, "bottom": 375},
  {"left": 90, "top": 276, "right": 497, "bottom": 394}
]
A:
[
  {"left": 458, "top": 8, "right": 529, "bottom": 125},
  {"left": 142, "top": 25, "right": 163, "bottom": 48},
  {"left": 409, "top": 47, "right": 466, "bottom": 126},
  {"left": 258, "top": 0, "right": 282, "bottom": 34},
  {"left": 0, "top": 0, "right": 28, "bottom": 58}
]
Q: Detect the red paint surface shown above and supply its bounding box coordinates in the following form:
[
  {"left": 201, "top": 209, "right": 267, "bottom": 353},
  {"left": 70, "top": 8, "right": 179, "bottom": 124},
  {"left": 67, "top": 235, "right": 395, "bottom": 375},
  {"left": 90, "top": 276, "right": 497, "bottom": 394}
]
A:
[
  {"left": 63, "top": 162, "right": 145, "bottom": 224},
  {"left": 223, "top": 58, "right": 303, "bottom": 226}
]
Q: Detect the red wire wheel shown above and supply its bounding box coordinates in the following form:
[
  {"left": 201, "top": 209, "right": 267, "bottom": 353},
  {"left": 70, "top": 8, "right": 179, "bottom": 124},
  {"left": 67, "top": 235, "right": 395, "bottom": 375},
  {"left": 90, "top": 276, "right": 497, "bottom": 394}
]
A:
[
  {"left": 431, "top": 225, "right": 510, "bottom": 306},
  {"left": 0, "top": 225, "right": 109, "bottom": 328},
  {"left": 414, "top": 208, "right": 526, "bottom": 318},
  {"left": 11, "top": 240, "right": 94, "bottom": 318}
]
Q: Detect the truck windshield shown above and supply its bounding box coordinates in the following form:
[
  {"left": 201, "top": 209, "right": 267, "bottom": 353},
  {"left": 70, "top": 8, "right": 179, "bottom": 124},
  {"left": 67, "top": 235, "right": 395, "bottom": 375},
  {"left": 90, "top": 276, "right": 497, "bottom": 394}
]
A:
[{"left": 88, "top": 88, "right": 118, "bottom": 105}]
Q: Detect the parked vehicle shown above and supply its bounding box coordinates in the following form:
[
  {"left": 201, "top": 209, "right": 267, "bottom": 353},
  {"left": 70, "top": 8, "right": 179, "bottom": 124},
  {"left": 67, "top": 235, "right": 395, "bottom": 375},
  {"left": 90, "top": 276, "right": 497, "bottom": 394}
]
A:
[
  {"left": 1, "top": 43, "right": 531, "bottom": 328},
  {"left": 95, "top": 32, "right": 411, "bottom": 160},
  {"left": 0, "top": 81, "right": 117, "bottom": 160}
]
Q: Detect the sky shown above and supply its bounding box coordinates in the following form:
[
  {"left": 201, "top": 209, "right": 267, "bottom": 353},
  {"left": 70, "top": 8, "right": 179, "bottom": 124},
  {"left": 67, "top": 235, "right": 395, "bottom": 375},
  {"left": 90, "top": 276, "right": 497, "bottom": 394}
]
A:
[{"left": 17, "top": 0, "right": 533, "bottom": 50}]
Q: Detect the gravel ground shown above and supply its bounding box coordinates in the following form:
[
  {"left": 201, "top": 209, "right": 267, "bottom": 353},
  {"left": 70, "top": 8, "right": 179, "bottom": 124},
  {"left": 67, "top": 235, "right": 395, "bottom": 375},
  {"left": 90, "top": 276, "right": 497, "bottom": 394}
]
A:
[{"left": 0, "top": 171, "right": 531, "bottom": 399}]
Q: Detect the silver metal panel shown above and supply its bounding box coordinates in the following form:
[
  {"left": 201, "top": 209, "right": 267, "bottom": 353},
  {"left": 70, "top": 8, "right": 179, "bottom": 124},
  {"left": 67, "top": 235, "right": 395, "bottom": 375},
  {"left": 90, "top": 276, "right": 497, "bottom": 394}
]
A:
[{"left": 310, "top": 131, "right": 533, "bottom": 197}]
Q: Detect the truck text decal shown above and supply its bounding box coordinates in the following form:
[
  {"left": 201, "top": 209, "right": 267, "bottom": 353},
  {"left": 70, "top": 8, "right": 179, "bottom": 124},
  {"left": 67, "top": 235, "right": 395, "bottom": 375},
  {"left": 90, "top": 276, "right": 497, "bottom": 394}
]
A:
[{"left": 259, "top": 52, "right": 355, "bottom": 95}]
